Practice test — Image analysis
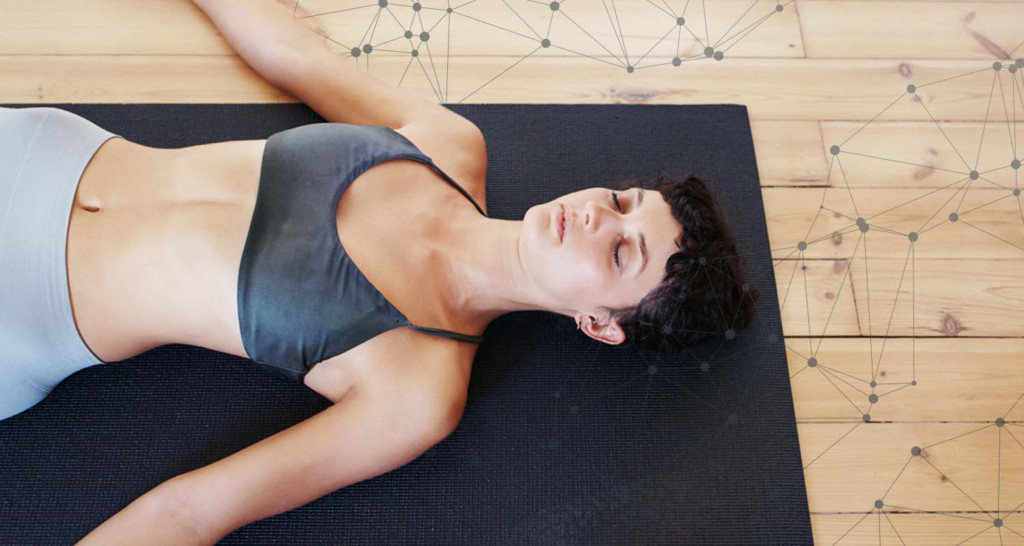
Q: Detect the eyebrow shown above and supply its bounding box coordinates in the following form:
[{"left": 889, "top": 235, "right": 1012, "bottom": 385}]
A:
[{"left": 634, "top": 188, "right": 648, "bottom": 277}]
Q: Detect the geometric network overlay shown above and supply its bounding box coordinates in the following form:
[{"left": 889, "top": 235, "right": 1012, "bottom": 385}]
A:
[
  {"left": 290, "top": 1, "right": 1024, "bottom": 542},
  {"left": 830, "top": 395, "right": 1024, "bottom": 545},
  {"left": 291, "top": 0, "right": 793, "bottom": 103},
  {"left": 792, "top": 53, "right": 1024, "bottom": 544},
  {"left": 791, "top": 55, "right": 1024, "bottom": 433}
]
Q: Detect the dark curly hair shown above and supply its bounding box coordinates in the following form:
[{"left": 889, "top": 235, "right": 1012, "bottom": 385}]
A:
[{"left": 562, "top": 171, "right": 761, "bottom": 353}]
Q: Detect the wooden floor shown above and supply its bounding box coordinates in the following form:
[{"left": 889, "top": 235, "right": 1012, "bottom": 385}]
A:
[{"left": 3, "top": 1, "right": 1023, "bottom": 543}]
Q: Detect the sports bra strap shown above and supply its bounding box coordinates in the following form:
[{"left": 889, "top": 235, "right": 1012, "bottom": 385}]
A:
[{"left": 408, "top": 324, "right": 486, "bottom": 343}]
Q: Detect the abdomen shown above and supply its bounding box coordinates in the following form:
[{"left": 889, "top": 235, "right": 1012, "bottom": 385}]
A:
[{"left": 67, "top": 137, "right": 267, "bottom": 363}]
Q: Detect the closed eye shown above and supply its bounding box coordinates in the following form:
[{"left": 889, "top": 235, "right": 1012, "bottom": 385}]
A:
[{"left": 612, "top": 192, "right": 622, "bottom": 268}]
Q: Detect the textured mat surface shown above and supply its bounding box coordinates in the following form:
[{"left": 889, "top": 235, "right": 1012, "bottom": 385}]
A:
[{"left": 0, "top": 103, "right": 810, "bottom": 545}]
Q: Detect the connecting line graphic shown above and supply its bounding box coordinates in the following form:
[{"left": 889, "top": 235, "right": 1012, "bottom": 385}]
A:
[
  {"left": 829, "top": 394, "right": 1024, "bottom": 545},
  {"left": 293, "top": 0, "right": 793, "bottom": 103},
  {"left": 790, "top": 54, "right": 1024, "bottom": 484}
]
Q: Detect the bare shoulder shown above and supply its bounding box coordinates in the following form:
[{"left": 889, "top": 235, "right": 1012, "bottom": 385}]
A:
[{"left": 395, "top": 119, "right": 488, "bottom": 211}]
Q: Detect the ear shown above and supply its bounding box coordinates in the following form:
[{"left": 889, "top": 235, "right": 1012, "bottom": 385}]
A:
[{"left": 575, "top": 314, "right": 625, "bottom": 345}]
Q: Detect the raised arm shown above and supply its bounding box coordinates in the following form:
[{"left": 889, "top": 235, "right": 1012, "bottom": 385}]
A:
[{"left": 191, "top": 0, "right": 476, "bottom": 131}]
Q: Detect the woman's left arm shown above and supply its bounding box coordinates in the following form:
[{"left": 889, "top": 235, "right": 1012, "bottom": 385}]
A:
[
  {"left": 77, "top": 356, "right": 466, "bottom": 545},
  {"left": 75, "top": 482, "right": 206, "bottom": 545}
]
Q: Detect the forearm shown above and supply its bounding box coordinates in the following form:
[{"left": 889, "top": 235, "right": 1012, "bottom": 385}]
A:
[
  {"left": 77, "top": 479, "right": 209, "bottom": 546},
  {"left": 192, "top": 0, "right": 329, "bottom": 86}
]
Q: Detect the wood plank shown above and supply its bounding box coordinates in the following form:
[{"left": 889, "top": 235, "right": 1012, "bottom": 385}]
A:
[
  {"left": 0, "top": 56, "right": 1016, "bottom": 121},
  {"left": 788, "top": 338, "right": 1024, "bottom": 421},
  {"left": 752, "top": 120, "right": 830, "bottom": 187},
  {"left": 0, "top": 0, "right": 804, "bottom": 58},
  {"left": 799, "top": 422, "right": 1024, "bottom": 514},
  {"left": 848, "top": 258, "right": 1024, "bottom": 337},
  {"left": 800, "top": 1, "right": 1024, "bottom": 59},
  {"left": 812, "top": 514, "right": 1024, "bottom": 546},
  {"left": 774, "top": 257, "right": 862, "bottom": 337},
  {"left": 820, "top": 121, "right": 1024, "bottom": 191},
  {"left": 765, "top": 187, "right": 1024, "bottom": 260}
]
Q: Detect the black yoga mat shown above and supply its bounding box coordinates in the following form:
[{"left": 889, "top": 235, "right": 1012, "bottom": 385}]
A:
[{"left": 0, "top": 103, "right": 810, "bottom": 545}]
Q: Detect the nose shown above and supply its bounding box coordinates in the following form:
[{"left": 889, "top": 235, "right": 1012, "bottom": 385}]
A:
[{"left": 582, "top": 200, "right": 616, "bottom": 233}]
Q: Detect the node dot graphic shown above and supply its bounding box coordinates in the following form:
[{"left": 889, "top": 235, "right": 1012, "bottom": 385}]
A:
[
  {"left": 870, "top": 381, "right": 877, "bottom": 388},
  {"left": 1017, "top": 58, "right": 1024, "bottom": 67},
  {"left": 446, "top": 7, "right": 453, "bottom": 13},
  {"left": 776, "top": 4, "right": 783, "bottom": 11},
  {"left": 411, "top": 49, "right": 419, "bottom": 57},
  {"left": 677, "top": 17, "right": 685, "bottom": 26},
  {"left": 911, "top": 446, "right": 921, "bottom": 456},
  {"left": 1012, "top": 159, "right": 1020, "bottom": 169},
  {"left": 672, "top": 57, "right": 681, "bottom": 66},
  {"left": 907, "top": 84, "right": 916, "bottom": 93},
  {"left": 404, "top": 30, "right": 413, "bottom": 39},
  {"left": 413, "top": 2, "right": 421, "bottom": 11},
  {"left": 698, "top": 256, "right": 707, "bottom": 264},
  {"left": 549, "top": 1, "right": 559, "bottom": 11},
  {"left": 868, "top": 394, "right": 878, "bottom": 404},
  {"left": 1015, "top": 189, "right": 1021, "bottom": 196},
  {"left": 350, "top": 47, "right": 361, "bottom": 57},
  {"left": 874, "top": 500, "right": 883, "bottom": 509},
  {"left": 856, "top": 217, "right": 869, "bottom": 232},
  {"left": 648, "top": 364, "right": 658, "bottom": 375},
  {"left": 949, "top": 212, "right": 958, "bottom": 222},
  {"left": 627, "top": 65, "right": 634, "bottom": 73},
  {"left": 908, "top": 231, "right": 918, "bottom": 242},
  {"left": 863, "top": 414, "right": 871, "bottom": 422},
  {"left": 378, "top": 0, "right": 387, "bottom": 7},
  {"left": 808, "top": 357, "right": 817, "bottom": 367},
  {"left": 911, "top": 380, "right": 917, "bottom": 386},
  {"left": 996, "top": 417, "right": 1005, "bottom": 427},
  {"left": 541, "top": 39, "right": 551, "bottom": 48},
  {"left": 713, "top": 51, "right": 724, "bottom": 61},
  {"left": 830, "top": 145, "right": 840, "bottom": 155},
  {"left": 420, "top": 31, "right": 430, "bottom": 42},
  {"left": 724, "top": 329, "right": 736, "bottom": 340},
  {"left": 362, "top": 44, "right": 373, "bottom": 54},
  {"left": 797, "top": 241, "right": 807, "bottom": 251},
  {"left": 700, "top": 361, "right": 710, "bottom": 372},
  {"left": 704, "top": 46, "right": 714, "bottom": 57},
  {"left": 969, "top": 170, "right": 979, "bottom": 180},
  {"left": 742, "top": 283, "right": 749, "bottom": 292},
  {"left": 993, "top": 61, "right": 1002, "bottom": 71},
  {"left": 995, "top": 519, "right": 1003, "bottom": 527}
]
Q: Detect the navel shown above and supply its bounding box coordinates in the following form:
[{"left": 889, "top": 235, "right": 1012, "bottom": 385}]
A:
[{"left": 76, "top": 196, "right": 103, "bottom": 213}]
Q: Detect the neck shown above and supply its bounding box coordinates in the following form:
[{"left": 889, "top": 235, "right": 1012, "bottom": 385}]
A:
[{"left": 432, "top": 209, "right": 554, "bottom": 329}]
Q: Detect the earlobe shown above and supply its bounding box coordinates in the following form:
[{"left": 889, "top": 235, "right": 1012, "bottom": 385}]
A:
[{"left": 581, "top": 316, "right": 626, "bottom": 345}]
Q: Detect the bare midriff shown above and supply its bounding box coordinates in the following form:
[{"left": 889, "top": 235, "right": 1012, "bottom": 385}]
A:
[{"left": 66, "top": 137, "right": 267, "bottom": 364}]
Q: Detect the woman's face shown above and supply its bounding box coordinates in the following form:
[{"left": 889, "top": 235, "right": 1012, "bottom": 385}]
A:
[{"left": 521, "top": 186, "right": 683, "bottom": 320}]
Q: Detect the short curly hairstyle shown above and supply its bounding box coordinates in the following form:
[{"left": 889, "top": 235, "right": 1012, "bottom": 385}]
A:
[{"left": 561, "top": 171, "right": 761, "bottom": 353}]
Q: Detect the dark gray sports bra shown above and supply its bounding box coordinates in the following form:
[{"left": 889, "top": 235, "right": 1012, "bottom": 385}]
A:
[{"left": 236, "top": 123, "right": 487, "bottom": 383}]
